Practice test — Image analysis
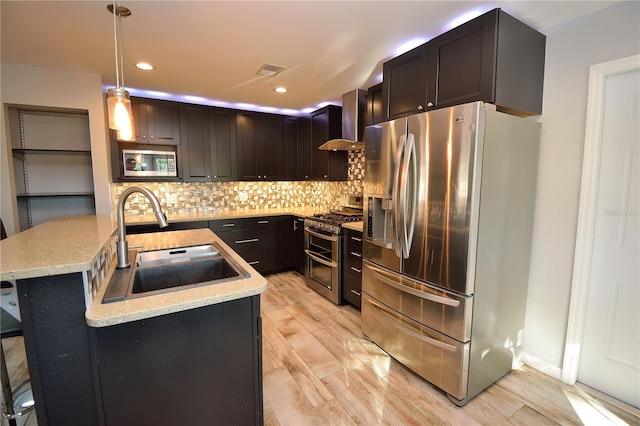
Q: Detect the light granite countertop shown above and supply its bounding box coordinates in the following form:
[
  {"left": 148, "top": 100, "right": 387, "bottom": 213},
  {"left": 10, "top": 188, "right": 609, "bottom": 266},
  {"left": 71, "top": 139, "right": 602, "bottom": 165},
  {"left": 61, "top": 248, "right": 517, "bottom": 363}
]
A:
[
  {"left": 86, "top": 228, "right": 267, "bottom": 327},
  {"left": 0, "top": 208, "right": 322, "bottom": 281},
  {"left": 342, "top": 221, "right": 363, "bottom": 232},
  {"left": 0, "top": 215, "right": 118, "bottom": 281}
]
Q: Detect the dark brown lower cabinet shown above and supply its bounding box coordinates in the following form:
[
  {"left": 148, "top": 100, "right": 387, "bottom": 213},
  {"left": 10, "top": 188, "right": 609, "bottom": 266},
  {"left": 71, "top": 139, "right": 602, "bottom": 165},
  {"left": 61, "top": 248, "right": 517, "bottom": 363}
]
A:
[
  {"left": 92, "top": 296, "right": 263, "bottom": 426},
  {"left": 342, "top": 228, "right": 363, "bottom": 308}
]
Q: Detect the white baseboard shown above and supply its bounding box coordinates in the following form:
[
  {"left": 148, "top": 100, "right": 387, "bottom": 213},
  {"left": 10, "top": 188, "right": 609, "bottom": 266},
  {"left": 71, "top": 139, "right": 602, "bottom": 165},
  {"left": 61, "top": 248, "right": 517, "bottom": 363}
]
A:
[{"left": 520, "top": 351, "right": 563, "bottom": 381}]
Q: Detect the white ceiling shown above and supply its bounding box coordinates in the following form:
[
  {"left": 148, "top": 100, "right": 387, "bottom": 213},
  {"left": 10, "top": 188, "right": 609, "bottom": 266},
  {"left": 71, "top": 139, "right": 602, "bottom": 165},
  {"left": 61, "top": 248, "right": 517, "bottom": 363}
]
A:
[{"left": 1, "top": 1, "right": 620, "bottom": 114}]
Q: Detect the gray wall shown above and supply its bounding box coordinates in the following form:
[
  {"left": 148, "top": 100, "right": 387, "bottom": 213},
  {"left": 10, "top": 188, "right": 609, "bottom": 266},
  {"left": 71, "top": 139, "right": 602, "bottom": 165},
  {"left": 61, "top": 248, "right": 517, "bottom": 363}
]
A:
[{"left": 524, "top": 1, "right": 640, "bottom": 373}]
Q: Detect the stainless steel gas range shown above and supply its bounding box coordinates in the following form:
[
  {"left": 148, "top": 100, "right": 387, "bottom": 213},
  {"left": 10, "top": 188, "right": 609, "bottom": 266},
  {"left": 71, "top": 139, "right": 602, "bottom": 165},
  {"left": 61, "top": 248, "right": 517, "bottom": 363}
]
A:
[{"left": 304, "top": 198, "right": 363, "bottom": 305}]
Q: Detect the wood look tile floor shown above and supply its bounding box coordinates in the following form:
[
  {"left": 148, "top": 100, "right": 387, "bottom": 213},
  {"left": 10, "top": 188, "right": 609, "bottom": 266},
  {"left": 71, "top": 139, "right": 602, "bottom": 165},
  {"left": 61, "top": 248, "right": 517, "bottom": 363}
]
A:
[{"left": 3, "top": 271, "right": 639, "bottom": 425}]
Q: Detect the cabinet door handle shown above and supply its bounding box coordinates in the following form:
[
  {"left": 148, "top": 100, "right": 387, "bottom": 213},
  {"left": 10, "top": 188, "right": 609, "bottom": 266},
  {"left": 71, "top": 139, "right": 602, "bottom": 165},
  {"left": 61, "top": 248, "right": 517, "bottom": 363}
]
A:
[
  {"left": 417, "top": 105, "right": 424, "bottom": 111},
  {"left": 350, "top": 251, "right": 362, "bottom": 258},
  {"left": 257, "top": 220, "right": 269, "bottom": 224},
  {"left": 350, "top": 289, "right": 361, "bottom": 297},
  {"left": 235, "top": 238, "right": 259, "bottom": 244},
  {"left": 350, "top": 266, "right": 362, "bottom": 273},
  {"left": 222, "top": 223, "right": 235, "bottom": 227},
  {"left": 350, "top": 236, "right": 362, "bottom": 242},
  {"left": 248, "top": 260, "right": 260, "bottom": 265},
  {"left": 150, "top": 136, "right": 155, "bottom": 139},
  {"left": 427, "top": 102, "right": 434, "bottom": 107}
]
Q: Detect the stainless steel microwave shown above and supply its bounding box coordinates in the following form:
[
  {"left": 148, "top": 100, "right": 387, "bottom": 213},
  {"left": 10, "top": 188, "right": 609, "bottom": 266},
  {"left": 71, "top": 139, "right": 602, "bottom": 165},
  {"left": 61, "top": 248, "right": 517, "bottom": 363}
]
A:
[{"left": 122, "top": 149, "right": 177, "bottom": 177}]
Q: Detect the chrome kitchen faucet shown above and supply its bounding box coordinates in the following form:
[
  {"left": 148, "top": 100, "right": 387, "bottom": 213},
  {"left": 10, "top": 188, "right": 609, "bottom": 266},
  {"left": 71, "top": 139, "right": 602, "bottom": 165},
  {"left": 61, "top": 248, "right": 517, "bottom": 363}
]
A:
[{"left": 116, "top": 186, "right": 168, "bottom": 268}]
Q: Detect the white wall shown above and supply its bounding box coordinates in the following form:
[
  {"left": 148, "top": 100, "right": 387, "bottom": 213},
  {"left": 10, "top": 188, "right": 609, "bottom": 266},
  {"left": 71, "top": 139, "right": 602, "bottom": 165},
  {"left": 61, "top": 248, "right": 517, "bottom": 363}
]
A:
[
  {"left": 524, "top": 1, "right": 640, "bottom": 375},
  {"left": 0, "top": 64, "right": 112, "bottom": 235}
]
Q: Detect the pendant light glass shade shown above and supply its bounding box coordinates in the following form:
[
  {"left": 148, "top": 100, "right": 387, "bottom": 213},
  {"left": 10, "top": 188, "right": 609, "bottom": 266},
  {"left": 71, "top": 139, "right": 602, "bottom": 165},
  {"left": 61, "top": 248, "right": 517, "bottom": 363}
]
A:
[{"left": 107, "top": 87, "right": 133, "bottom": 131}]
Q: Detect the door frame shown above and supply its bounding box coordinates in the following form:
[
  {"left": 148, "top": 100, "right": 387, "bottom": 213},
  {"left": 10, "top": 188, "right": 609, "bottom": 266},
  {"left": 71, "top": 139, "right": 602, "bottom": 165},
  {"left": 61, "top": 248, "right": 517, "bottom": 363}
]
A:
[{"left": 562, "top": 54, "right": 640, "bottom": 384}]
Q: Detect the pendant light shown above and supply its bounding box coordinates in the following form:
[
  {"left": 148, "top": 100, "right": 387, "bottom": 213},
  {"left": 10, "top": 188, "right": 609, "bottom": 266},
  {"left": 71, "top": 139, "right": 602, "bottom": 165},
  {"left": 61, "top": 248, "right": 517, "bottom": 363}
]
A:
[{"left": 106, "top": 2, "right": 135, "bottom": 141}]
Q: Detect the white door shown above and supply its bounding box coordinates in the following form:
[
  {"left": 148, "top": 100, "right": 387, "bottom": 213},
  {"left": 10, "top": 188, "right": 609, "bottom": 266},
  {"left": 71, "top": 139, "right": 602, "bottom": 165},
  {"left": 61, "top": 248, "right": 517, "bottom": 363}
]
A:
[{"left": 576, "top": 64, "right": 639, "bottom": 408}]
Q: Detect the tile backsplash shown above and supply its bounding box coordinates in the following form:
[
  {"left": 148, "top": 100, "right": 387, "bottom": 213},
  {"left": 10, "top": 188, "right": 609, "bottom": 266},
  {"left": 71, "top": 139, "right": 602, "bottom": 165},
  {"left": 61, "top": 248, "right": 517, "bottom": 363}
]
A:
[{"left": 111, "top": 151, "right": 364, "bottom": 216}]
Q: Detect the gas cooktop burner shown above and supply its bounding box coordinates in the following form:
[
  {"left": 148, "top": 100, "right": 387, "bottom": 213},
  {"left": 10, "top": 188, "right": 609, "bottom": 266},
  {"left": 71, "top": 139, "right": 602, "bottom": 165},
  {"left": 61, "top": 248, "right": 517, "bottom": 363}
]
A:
[
  {"left": 311, "top": 212, "right": 363, "bottom": 224},
  {"left": 305, "top": 209, "right": 363, "bottom": 235}
]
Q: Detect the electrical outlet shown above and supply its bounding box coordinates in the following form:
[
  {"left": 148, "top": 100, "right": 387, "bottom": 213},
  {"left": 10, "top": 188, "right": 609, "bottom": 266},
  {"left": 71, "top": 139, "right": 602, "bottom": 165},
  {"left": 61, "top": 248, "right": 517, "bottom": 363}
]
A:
[
  {"left": 516, "top": 329, "right": 524, "bottom": 347},
  {"left": 166, "top": 193, "right": 178, "bottom": 204},
  {"left": 238, "top": 192, "right": 248, "bottom": 202}
]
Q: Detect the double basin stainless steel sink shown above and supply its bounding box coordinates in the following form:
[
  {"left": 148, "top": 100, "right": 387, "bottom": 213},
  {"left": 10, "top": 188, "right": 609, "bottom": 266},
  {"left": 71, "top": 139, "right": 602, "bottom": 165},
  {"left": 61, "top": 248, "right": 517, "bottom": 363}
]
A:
[{"left": 103, "top": 242, "right": 251, "bottom": 303}]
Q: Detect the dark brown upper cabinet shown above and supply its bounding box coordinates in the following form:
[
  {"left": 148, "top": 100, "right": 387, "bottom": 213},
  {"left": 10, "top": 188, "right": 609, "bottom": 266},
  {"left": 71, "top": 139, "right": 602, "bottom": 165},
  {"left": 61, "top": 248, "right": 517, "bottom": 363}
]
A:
[
  {"left": 306, "top": 105, "right": 347, "bottom": 181},
  {"left": 236, "top": 111, "right": 284, "bottom": 180},
  {"left": 117, "top": 97, "right": 181, "bottom": 145},
  {"left": 282, "top": 116, "right": 308, "bottom": 181},
  {"left": 383, "top": 8, "right": 545, "bottom": 120},
  {"left": 366, "top": 83, "right": 384, "bottom": 125},
  {"left": 181, "top": 105, "right": 237, "bottom": 182}
]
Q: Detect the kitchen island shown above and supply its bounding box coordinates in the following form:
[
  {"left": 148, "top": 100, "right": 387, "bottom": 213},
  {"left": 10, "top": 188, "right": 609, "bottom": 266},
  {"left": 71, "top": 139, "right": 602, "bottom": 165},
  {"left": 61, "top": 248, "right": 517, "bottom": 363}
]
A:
[{"left": 0, "top": 215, "right": 268, "bottom": 425}]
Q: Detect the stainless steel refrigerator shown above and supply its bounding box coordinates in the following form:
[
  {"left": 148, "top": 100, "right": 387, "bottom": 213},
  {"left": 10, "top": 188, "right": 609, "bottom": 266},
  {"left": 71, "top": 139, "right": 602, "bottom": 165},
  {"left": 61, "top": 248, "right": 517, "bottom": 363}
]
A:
[{"left": 362, "top": 101, "right": 540, "bottom": 405}]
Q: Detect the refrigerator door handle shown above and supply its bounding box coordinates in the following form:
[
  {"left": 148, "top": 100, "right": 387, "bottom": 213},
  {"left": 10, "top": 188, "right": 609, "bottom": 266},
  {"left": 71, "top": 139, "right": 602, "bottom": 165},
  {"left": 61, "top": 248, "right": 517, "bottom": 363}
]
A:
[
  {"left": 368, "top": 265, "right": 461, "bottom": 307},
  {"left": 399, "top": 133, "right": 417, "bottom": 259},
  {"left": 392, "top": 134, "right": 407, "bottom": 258},
  {"left": 366, "top": 296, "right": 457, "bottom": 352}
]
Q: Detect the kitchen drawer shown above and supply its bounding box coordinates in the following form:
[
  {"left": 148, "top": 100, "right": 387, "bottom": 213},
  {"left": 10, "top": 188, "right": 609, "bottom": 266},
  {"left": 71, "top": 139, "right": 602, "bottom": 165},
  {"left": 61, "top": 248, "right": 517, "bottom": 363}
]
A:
[
  {"left": 362, "top": 261, "right": 473, "bottom": 342},
  {"left": 242, "top": 248, "right": 279, "bottom": 273},
  {"left": 246, "top": 217, "right": 277, "bottom": 229},
  {"left": 218, "top": 228, "right": 276, "bottom": 253},
  {"left": 342, "top": 270, "right": 362, "bottom": 308},
  {"left": 343, "top": 229, "right": 363, "bottom": 247},
  {"left": 209, "top": 218, "right": 245, "bottom": 232},
  {"left": 362, "top": 293, "right": 469, "bottom": 400},
  {"left": 343, "top": 255, "right": 362, "bottom": 277}
]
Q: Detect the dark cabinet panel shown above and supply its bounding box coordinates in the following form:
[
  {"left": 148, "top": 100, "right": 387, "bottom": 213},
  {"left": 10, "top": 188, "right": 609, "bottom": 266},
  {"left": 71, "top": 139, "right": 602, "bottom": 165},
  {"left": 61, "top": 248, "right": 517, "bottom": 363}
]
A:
[
  {"left": 118, "top": 98, "right": 181, "bottom": 145},
  {"left": 308, "top": 105, "right": 347, "bottom": 181},
  {"left": 366, "top": 83, "right": 384, "bottom": 126},
  {"left": 181, "top": 106, "right": 237, "bottom": 182},
  {"left": 382, "top": 8, "right": 545, "bottom": 119},
  {"left": 283, "top": 116, "right": 306, "bottom": 180},
  {"left": 207, "top": 108, "right": 237, "bottom": 181},
  {"left": 382, "top": 44, "right": 429, "bottom": 120},
  {"left": 180, "top": 105, "right": 209, "bottom": 180},
  {"left": 342, "top": 228, "right": 363, "bottom": 308},
  {"left": 293, "top": 217, "right": 306, "bottom": 274},
  {"left": 426, "top": 9, "right": 498, "bottom": 109},
  {"left": 93, "top": 296, "right": 262, "bottom": 425},
  {"left": 236, "top": 112, "right": 284, "bottom": 180},
  {"left": 210, "top": 216, "right": 283, "bottom": 274}
]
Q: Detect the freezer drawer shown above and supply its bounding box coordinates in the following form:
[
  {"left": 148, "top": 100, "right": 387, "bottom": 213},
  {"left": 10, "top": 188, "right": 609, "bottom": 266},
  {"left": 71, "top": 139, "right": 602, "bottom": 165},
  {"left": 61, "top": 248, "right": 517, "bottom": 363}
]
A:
[
  {"left": 362, "top": 293, "right": 470, "bottom": 400},
  {"left": 362, "top": 261, "right": 473, "bottom": 342}
]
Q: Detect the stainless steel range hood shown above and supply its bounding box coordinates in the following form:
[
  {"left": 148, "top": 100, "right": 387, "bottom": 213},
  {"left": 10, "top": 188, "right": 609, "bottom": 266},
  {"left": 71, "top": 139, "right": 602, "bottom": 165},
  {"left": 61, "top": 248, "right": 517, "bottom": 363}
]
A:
[{"left": 319, "top": 89, "right": 367, "bottom": 151}]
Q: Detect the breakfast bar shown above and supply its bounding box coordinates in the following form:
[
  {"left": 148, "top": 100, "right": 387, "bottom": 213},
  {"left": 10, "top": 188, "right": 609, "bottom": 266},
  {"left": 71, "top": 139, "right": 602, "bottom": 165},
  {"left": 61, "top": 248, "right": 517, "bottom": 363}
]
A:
[{"left": 0, "top": 215, "right": 269, "bottom": 425}]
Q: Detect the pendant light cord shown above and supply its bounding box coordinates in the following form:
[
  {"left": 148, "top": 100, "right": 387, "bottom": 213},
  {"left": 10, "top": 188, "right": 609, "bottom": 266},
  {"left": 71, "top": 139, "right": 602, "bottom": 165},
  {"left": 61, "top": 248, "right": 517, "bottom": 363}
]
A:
[
  {"left": 118, "top": 11, "right": 126, "bottom": 89},
  {"left": 112, "top": 0, "right": 120, "bottom": 88}
]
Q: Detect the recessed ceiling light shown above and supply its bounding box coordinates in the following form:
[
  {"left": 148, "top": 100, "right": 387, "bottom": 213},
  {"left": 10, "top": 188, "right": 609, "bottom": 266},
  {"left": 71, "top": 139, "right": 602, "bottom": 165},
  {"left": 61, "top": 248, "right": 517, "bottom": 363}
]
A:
[
  {"left": 274, "top": 87, "right": 288, "bottom": 93},
  {"left": 135, "top": 62, "right": 154, "bottom": 71}
]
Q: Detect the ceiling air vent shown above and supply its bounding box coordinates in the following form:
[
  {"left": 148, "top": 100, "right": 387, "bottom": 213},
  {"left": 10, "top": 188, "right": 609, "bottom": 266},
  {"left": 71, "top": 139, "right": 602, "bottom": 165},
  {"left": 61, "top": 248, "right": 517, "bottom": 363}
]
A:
[{"left": 256, "top": 63, "right": 285, "bottom": 77}]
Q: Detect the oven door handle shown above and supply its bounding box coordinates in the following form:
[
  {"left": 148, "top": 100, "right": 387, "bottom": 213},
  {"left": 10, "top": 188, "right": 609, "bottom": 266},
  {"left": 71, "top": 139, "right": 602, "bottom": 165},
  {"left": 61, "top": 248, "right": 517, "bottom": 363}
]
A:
[
  {"left": 304, "top": 250, "right": 338, "bottom": 268},
  {"left": 304, "top": 227, "right": 338, "bottom": 242}
]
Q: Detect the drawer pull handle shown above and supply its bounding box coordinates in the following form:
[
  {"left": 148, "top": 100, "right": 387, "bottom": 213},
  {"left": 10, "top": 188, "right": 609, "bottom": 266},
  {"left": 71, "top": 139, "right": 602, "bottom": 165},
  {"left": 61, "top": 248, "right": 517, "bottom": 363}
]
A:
[
  {"left": 222, "top": 223, "right": 235, "bottom": 227},
  {"left": 350, "top": 251, "right": 362, "bottom": 258},
  {"left": 257, "top": 220, "right": 269, "bottom": 224},
  {"left": 351, "top": 237, "right": 362, "bottom": 242},
  {"left": 350, "top": 289, "right": 361, "bottom": 296},
  {"left": 350, "top": 267, "right": 361, "bottom": 273},
  {"left": 248, "top": 260, "right": 260, "bottom": 265},
  {"left": 367, "top": 264, "right": 460, "bottom": 307},
  {"left": 235, "top": 238, "right": 259, "bottom": 244}
]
